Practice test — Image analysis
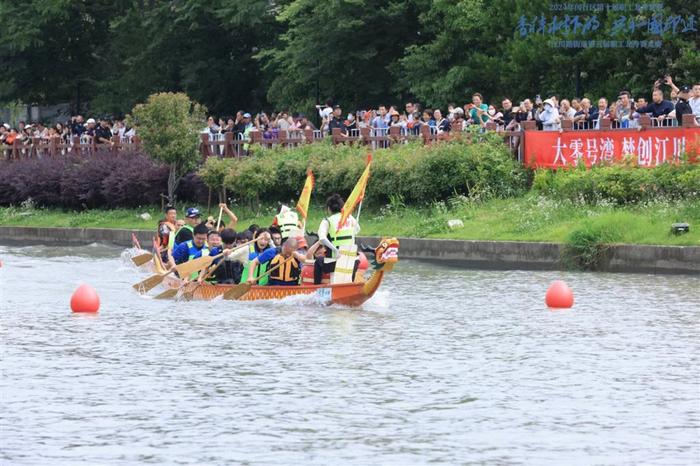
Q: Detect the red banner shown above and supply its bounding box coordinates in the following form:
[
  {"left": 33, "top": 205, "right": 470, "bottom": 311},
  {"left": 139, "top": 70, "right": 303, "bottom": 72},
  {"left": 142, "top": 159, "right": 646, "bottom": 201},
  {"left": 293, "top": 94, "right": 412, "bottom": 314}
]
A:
[{"left": 524, "top": 127, "right": 700, "bottom": 168}]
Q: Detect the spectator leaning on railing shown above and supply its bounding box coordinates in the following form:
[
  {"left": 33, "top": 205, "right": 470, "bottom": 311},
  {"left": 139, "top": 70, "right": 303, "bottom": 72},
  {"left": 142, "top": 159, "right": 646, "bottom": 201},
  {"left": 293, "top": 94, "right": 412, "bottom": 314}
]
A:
[{"left": 635, "top": 87, "right": 674, "bottom": 124}]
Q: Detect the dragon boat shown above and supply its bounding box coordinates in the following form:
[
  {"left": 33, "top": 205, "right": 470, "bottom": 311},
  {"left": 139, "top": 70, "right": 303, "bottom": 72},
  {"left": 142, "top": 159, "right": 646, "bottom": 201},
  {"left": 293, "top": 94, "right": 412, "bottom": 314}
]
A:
[{"left": 139, "top": 237, "right": 400, "bottom": 307}]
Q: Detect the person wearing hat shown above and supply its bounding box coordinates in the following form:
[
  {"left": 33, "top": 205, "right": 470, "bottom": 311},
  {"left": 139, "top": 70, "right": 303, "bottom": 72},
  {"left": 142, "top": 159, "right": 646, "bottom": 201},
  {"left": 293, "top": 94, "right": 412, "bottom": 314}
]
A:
[
  {"left": 84, "top": 118, "right": 97, "bottom": 137},
  {"left": 674, "top": 85, "right": 695, "bottom": 125},
  {"left": 327, "top": 105, "right": 347, "bottom": 136},
  {"left": 174, "top": 207, "right": 201, "bottom": 246},
  {"left": 241, "top": 113, "right": 254, "bottom": 154},
  {"left": 538, "top": 98, "right": 561, "bottom": 131}
]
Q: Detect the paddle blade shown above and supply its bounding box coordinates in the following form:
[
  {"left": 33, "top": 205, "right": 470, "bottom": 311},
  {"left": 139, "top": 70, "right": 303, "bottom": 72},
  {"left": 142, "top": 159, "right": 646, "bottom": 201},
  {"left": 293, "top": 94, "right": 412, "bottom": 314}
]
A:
[
  {"left": 223, "top": 283, "right": 251, "bottom": 300},
  {"left": 153, "top": 288, "right": 179, "bottom": 300},
  {"left": 175, "top": 255, "right": 214, "bottom": 279},
  {"left": 131, "top": 253, "right": 153, "bottom": 267},
  {"left": 132, "top": 274, "right": 165, "bottom": 294}
]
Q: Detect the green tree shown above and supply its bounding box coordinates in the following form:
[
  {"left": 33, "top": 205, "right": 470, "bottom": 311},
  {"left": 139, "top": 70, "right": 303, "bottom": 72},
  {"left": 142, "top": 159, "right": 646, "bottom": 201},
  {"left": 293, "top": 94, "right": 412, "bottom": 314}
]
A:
[
  {"left": 0, "top": 0, "right": 113, "bottom": 110},
  {"left": 258, "top": 0, "right": 422, "bottom": 112},
  {"left": 127, "top": 92, "right": 206, "bottom": 204},
  {"left": 399, "top": 0, "right": 700, "bottom": 106},
  {"left": 92, "top": 0, "right": 280, "bottom": 117}
]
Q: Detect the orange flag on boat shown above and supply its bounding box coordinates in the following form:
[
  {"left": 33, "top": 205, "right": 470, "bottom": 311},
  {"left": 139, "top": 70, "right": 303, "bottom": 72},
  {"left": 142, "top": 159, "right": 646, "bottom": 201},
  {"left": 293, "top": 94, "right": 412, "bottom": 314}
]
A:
[
  {"left": 338, "top": 154, "right": 372, "bottom": 228},
  {"left": 296, "top": 169, "right": 315, "bottom": 221}
]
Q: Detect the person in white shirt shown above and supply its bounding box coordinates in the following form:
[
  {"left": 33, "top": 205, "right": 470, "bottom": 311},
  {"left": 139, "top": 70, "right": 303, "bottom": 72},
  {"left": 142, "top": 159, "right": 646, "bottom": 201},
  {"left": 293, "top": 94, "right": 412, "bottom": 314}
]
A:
[
  {"left": 689, "top": 83, "right": 700, "bottom": 118},
  {"left": 314, "top": 193, "right": 360, "bottom": 284}
]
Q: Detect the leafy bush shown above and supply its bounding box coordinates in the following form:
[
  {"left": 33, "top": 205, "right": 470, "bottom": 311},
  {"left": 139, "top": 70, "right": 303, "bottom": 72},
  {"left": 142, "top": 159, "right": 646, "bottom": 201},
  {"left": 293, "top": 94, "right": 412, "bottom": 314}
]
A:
[
  {"left": 0, "top": 151, "right": 187, "bottom": 208},
  {"left": 199, "top": 137, "right": 527, "bottom": 206},
  {"left": 563, "top": 221, "right": 621, "bottom": 271},
  {"left": 533, "top": 163, "right": 700, "bottom": 205}
]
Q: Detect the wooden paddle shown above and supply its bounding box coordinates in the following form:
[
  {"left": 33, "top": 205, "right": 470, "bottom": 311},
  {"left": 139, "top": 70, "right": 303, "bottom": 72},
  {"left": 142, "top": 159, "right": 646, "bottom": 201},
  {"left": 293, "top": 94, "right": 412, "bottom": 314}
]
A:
[
  {"left": 132, "top": 252, "right": 224, "bottom": 294},
  {"left": 223, "top": 255, "right": 295, "bottom": 300},
  {"left": 149, "top": 239, "right": 256, "bottom": 300},
  {"left": 215, "top": 205, "right": 223, "bottom": 230},
  {"left": 153, "top": 288, "right": 180, "bottom": 300},
  {"left": 181, "top": 239, "right": 256, "bottom": 300},
  {"left": 131, "top": 252, "right": 153, "bottom": 266}
]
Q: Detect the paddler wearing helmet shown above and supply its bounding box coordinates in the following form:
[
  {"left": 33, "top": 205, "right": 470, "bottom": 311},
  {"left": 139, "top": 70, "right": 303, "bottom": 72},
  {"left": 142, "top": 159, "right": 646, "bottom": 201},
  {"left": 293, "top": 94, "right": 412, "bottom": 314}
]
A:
[{"left": 314, "top": 193, "right": 360, "bottom": 284}]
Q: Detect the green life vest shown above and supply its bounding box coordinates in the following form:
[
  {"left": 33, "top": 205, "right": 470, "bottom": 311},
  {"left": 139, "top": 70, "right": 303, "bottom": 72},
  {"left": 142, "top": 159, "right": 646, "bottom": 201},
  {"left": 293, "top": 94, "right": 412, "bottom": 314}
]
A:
[
  {"left": 185, "top": 240, "right": 210, "bottom": 280},
  {"left": 275, "top": 210, "right": 299, "bottom": 239},
  {"left": 241, "top": 244, "right": 270, "bottom": 285},
  {"left": 174, "top": 224, "right": 194, "bottom": 246},
  {"left": 325, "top": 213, "right": 356, "bottom": 257}
]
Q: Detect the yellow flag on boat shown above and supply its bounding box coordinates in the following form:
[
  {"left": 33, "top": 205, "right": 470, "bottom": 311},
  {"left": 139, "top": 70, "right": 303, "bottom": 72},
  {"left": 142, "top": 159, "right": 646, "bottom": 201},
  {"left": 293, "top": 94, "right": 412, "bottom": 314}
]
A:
[
  {"left": 338, "top": 154, "right": 371, "bottom": 229},
  {"left": 296, "top": 169, "right": 315, "bottom": 221}
]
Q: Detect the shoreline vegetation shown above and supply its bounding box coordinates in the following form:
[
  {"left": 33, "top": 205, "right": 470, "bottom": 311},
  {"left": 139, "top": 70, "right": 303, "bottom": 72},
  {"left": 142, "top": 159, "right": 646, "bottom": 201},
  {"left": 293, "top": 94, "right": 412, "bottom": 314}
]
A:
[
  {"left": 1, "top": 195, "right": 697, "bottom": 247},
  {"left": 1, "top": 137, "right": 698, "bottom": 270}
]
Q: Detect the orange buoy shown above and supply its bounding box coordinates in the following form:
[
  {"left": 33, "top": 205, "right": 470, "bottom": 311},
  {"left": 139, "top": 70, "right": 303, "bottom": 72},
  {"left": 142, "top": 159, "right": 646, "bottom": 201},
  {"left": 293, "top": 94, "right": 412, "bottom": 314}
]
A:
[
  {"left": 545, "top": 280, "right": 574, "bottom": 308},
  {"left": 358, "top": 252, "right": 369, "bottom": 271},
  {"left": 71, "top": 284, "right": 100, "bottom": 313}
]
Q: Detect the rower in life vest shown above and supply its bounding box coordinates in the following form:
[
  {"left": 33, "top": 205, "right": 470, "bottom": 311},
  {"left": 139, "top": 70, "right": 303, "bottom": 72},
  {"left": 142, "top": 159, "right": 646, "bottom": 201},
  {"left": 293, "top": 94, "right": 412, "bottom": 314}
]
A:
[
  {"left": 208, "top": 228, "right": 246, "bottom": 284},
  {"left": 314, "top": 193, "right": 360, "bottom": 284},
  {"left": 247, "top": 237, "right": 306, "bottom": 286},
  {"left": 169, "top": 222, "right": 210, "bottom": 279},
  {"left": 271, "top": 205, "right": 301, "bottom": 241},
  {"left": 240, "top": 228, "right": 275, "bottom": 286},
  {"left": 156, "top": 205, "right": 178, "bottom": 262},
  {"left": 173, "top": 207, "right": 202, "bottom": 246}
]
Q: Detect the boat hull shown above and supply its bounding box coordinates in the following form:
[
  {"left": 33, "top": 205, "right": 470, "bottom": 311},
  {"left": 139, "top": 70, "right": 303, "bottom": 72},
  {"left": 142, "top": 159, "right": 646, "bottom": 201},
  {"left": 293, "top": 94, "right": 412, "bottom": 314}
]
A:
[{"left": 131, "top": 236, "right": 399, "bottom": 307}]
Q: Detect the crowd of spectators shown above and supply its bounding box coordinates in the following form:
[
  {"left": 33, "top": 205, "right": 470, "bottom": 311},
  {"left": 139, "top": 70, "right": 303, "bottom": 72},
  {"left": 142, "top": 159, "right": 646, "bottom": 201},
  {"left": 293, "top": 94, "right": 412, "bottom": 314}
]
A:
[
  {"left": 200, "top": 78, "right": 699, "bottom": 143},
  {"left": 0, "top": 116, "right": 135, "bottom": 148},
  {"left": 3, "top": 78, "right": 698, "bottom": 152}
]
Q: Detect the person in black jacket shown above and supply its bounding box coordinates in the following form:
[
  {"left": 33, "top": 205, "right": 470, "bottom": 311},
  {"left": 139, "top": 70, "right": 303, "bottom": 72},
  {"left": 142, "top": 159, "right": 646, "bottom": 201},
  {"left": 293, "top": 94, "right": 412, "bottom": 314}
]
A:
[
  {"left": 635, "top": 88, "right": 674, "bottom": 125},
  {"left": 674, "top": 85, "right": 693, "bottom": 125},
  {"left": 212, "top": 229, "right": 244, "bottom": 284},
  {"left": 327, "top": 105, "right": 347, "bottom": 136}
]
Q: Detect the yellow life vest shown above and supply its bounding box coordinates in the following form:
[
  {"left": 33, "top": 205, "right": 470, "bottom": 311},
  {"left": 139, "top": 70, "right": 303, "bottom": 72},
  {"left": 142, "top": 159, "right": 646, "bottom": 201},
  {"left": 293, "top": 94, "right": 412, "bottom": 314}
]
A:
[{"left": 268, "top": 254, "right": 300, "bottom": 284}]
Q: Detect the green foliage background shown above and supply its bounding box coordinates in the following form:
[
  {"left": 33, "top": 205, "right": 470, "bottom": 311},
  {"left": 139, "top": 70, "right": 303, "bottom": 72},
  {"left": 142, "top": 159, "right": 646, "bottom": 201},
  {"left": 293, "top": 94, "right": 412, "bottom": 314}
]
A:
[
  {"left": 1, "top": 0, "right": 697, "bottom": 116},
  {"left": 199, "top": 137, "right": 528, "bottom": 208}
]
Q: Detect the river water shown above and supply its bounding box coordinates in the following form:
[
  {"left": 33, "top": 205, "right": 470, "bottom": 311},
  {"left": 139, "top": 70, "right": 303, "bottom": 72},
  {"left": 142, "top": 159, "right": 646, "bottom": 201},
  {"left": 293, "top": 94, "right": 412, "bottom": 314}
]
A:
[{"left": 0, "top": 243, "right": 698, "bottom": 465}]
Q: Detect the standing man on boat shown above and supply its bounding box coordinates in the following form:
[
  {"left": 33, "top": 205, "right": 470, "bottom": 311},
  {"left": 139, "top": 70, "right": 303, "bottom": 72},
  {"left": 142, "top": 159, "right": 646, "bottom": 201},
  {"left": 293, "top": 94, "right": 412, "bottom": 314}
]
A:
[
  {"left": 174, "top": 207, "right": 201, "bottom": 246},
  {"left": 314, "top": 194, "right": 360, "bottom": 284},
  {"left": 157, "top": 205, "right": 178, "bottom": 261}
]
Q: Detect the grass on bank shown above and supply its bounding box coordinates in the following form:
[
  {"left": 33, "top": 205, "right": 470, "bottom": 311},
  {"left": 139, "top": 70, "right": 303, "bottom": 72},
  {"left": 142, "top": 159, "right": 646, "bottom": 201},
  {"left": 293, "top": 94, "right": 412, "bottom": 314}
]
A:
[{"left": 1, "top": 194, "right": 698, "bottom": 246}]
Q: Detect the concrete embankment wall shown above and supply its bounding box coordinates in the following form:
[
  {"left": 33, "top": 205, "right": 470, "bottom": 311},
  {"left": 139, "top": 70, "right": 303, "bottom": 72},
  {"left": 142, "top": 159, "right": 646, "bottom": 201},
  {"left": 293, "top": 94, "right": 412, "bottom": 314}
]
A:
[{"left": 1, "top": 226, "right": 698, "bottom": 275}]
